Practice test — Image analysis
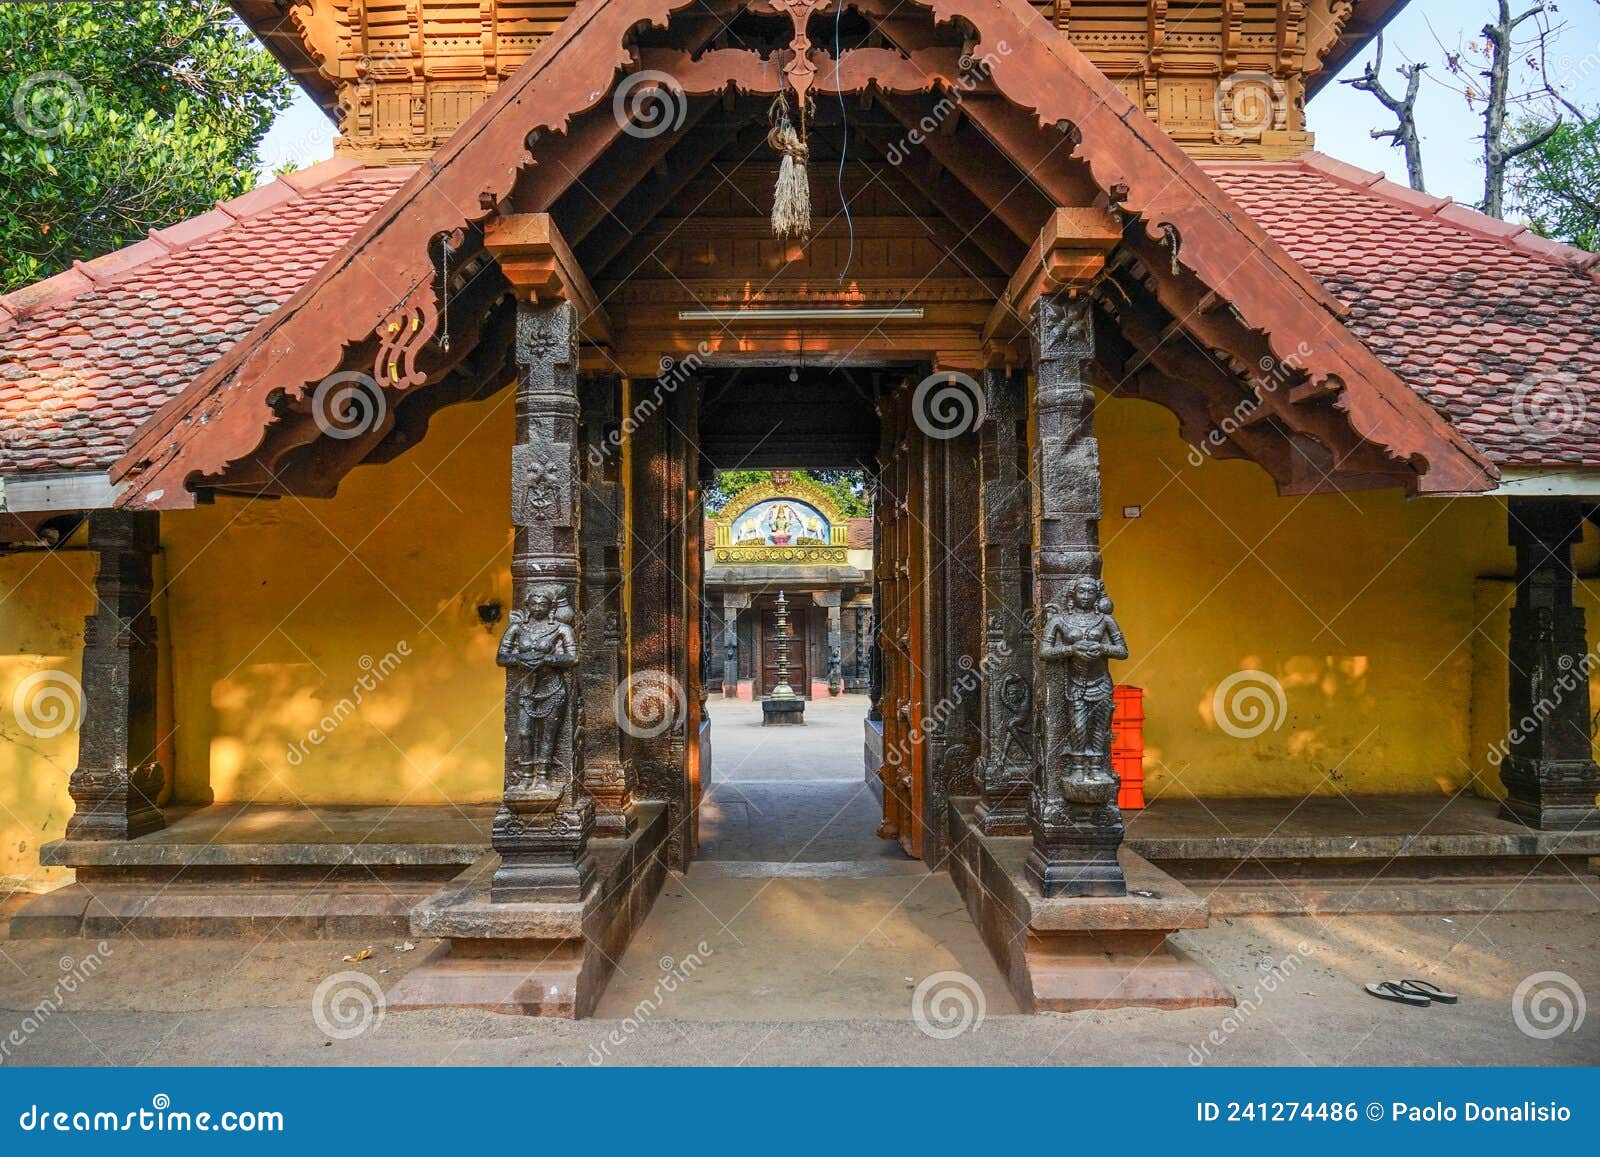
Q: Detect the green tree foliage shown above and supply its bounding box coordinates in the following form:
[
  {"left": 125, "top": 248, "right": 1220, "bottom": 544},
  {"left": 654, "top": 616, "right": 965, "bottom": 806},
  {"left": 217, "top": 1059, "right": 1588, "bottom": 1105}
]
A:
[
  {"left": 1509, "top": 114, "right": 1600, "bottom": 252},
  {"left": 706, "top": 470, "right": 871, "bottom": 517},
  {"left": 0, "top": 1, "right": 292, "bottom": 291}
]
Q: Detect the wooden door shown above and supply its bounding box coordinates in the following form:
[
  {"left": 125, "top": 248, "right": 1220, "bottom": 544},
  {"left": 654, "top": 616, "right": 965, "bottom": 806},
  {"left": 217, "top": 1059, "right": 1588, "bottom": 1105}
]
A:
[
  {"left": 875, "top": 387, "right": 927, "bottom": 857},
  {"left": 757, "top": 605, "right": 809, "bottom": 696}
]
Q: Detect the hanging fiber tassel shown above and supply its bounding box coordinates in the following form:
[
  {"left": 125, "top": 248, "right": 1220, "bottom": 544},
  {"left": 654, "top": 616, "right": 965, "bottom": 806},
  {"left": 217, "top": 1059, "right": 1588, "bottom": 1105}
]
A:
[{"left": 769, "top": 94, "right": 812, "bottom": 242}]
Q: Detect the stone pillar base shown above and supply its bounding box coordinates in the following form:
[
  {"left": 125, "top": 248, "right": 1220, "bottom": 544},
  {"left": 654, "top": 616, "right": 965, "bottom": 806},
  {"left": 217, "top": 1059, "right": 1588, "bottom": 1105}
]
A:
[
  {"left": 949, "top": 798, "right": 1233, "bottom": 1013},
  {"left": 762, "top": 697, "right": 805, "bottom": 725},
  {"left": 391, "top": 803, "right": 667, "bottom": 1018},
  {"left": 1499, "top": 757, "right": 1600, "bottom": 830}
]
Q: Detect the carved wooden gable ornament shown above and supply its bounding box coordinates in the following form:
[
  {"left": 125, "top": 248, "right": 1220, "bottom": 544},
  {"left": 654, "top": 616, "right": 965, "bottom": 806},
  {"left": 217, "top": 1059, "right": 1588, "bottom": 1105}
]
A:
[{"left": 113, "top": 0, "right": 1494, "bottom": 510}]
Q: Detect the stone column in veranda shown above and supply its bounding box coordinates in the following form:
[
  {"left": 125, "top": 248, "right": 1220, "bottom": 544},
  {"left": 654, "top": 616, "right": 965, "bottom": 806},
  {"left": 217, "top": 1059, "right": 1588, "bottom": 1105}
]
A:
[
  {"left": 491, "top": 298, "right": 595, "bottom": 901},
  {"left": 1500, "top": 498, "right": 1600, "bottom": 830},
  {"left": 820, "top": 593, "right": 843, "bottom": 695},
  {"left": 578, "top": 372, "right": 636, "bottom": 837},
  {"left": 66, "top": 510, "right": 166, "bottom": 841},
  {"left": 975, "top": 367, "right": 1035, "bottom": 836},
  {"left": 1025, "top": 293, "right": 1128, "bottom": 897}
]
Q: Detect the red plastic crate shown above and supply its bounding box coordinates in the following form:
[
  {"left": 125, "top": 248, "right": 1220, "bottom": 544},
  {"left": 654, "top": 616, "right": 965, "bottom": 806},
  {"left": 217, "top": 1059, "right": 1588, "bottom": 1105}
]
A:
[{"left": 1112, "top": 685, "right": 1145, "bottom": 810}]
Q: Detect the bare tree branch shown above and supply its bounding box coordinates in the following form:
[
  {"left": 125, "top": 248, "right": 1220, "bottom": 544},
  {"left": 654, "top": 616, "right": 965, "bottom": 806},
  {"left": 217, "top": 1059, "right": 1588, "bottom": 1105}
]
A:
[{"left": 1343, "top": 34, "right": 1428, "bottom": 191}]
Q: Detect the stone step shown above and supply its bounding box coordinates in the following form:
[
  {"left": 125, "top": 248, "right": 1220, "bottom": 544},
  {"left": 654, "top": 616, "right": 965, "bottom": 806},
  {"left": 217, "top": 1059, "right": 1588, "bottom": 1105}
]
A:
[{"left": 8, "top": 881, "right": 436, "bottom": 940}]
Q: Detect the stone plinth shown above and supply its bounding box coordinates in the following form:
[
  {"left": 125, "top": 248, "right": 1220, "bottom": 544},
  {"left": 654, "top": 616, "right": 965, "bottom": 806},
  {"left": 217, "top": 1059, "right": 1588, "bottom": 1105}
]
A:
[
  {"left": 762, "top": 696, "right": 805, "bottom": 726},
  {"left": 386, "top": 802, "right": 667, "bottom": 1018},
  {"left": 947, "top": 798, "right": 1233, "bottom": 1013}
]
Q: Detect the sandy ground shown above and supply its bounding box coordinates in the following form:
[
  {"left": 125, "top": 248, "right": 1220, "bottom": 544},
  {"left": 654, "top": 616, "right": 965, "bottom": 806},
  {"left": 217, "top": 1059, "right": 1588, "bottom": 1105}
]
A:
[{"left": 1, "top": 902, "right": 1596, "bottom": 1067}]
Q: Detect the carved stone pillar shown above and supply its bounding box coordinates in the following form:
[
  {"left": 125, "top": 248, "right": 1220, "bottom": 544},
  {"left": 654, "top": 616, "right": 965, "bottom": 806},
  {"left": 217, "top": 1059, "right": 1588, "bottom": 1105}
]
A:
[
  {"left": 66, "top": 510, "right": 165, "bottom": 841},
  {"left": 846, "top": 605, "right": 866, "bottom": 692},
  {"left": 816, "top": 591, "right": 844, "bottom": 696},
  {"left": 578, "top": 373, "right": 635, "bottom": 837},
  {"left": 976, "top": 368, "right": 1035, "bottom": 836},
  {"left": 722, "top": 592, "right": 747, "bottom": 697},
  {"left": 1501, "top": 498, "right": 1600, "bottom": 830},
  {"left": 492, "top": 299, "right": 594, "bottom": 902},
  {"left": 1025, "top": 294, "right": 1128, "bottom": 897}
]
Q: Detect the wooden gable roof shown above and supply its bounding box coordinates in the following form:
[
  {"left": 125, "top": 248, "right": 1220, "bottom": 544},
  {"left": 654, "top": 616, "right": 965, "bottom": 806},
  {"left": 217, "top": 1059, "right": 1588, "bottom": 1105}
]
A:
[{"left": 114, "top": 0, "right": 1493, "bottom": 507}]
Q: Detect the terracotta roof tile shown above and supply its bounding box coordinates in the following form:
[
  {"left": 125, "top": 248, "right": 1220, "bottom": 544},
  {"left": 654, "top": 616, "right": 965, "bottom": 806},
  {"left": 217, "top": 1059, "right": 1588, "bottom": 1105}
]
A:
[
  {"left": 0, "top": 157, "right": 412, "bottom": 474},
  {"left": 2, "top": 149, "right": 1597, "bottom": 477},
  {"left": 1202, "top": 155, "right": 1600, "bottom": 468}
]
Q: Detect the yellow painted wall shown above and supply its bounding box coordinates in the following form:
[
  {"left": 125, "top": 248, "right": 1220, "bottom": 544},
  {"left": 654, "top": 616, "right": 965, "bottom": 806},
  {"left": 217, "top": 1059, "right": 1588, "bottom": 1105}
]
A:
[
  {"left": 9, "top": 382, "right": 1600, "bottom": 877},
  {"left": 0, "top": 543, "right": 94, "bottom": 889},
  {"left": 1098, "top": 391, "right": 1599, "bottom": 802},
  {"left": 158, "top": 389, "right": 514, "bottom": 807}
]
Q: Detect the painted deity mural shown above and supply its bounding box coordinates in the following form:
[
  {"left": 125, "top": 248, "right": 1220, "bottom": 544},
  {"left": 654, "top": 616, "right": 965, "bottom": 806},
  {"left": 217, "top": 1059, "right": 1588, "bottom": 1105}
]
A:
[{"left": 730, "top": 499, "right": 831, "bottom": 547}]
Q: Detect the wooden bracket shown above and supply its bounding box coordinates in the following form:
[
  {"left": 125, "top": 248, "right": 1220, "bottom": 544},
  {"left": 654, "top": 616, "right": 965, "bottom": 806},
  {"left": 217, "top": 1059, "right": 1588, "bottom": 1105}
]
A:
[
  {"left": 983, "top": 207, "right": 1122, "bottom": 356},
  {"left": 482, "top": 213, "right": 613, "bottom": 346}
]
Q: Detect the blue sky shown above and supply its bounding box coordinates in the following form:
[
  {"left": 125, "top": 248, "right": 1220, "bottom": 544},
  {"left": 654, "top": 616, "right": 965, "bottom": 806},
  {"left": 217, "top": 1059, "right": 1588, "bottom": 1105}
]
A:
[{"left": 257, "top": 0, "right": 1600, "bottom": 214}]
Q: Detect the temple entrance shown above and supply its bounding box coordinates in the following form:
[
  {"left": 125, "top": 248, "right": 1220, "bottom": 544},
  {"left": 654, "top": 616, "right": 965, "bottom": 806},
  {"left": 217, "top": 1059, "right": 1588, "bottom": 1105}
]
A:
[
  {"left": 755, "top": 602, "right": 810, "bottom": 698},
  {"left": 689, "top": 364, "right": 922, "bottom": 869}
]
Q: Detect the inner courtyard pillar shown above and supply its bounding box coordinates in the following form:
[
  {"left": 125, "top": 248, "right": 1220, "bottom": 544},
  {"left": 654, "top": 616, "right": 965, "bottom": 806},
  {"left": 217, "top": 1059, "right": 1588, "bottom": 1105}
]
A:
[
  {"left": 1501, "top": 498, "right": 1600, "bottom": 830},
  {"left": 65, "top": 509, "right": 166, "bottom": 841},
  {"left": 817, "top": 592, "right": 843, "bottom": 695},
  {"left": 975, "top": 367, "right": 1035, "bottom": 836},
  {"left": 578, "top": 373, "right": 636, "bottom": 836},
  {"left": 491, "top": 299, "right": 595, "bottom": 902},
  {"left": 1025, "top": 293, "right": 1128, "bottom": 897}
]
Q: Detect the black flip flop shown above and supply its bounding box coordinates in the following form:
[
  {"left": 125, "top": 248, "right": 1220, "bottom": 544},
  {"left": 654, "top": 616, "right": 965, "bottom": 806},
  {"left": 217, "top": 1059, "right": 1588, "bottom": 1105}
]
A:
[
  {"left": 1396, "top": 979, "right": 1458, "bottom": 1004},
  {"left": 1365, "top": 981, "right": 1431, "bottom": 1007}
]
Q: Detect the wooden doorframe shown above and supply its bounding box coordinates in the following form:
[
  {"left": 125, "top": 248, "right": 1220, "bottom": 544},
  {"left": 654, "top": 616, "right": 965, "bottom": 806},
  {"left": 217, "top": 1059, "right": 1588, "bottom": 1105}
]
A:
[
  {"left": 875, "top": 383, "right": 929, "bottom": 858},
  {"left": 753, "top": 597, "right": 813, "bottom": 698}
]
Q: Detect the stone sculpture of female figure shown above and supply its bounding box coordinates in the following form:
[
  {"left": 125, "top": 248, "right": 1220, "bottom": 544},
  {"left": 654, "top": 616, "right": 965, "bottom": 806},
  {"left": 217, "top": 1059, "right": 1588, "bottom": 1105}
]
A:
[
  {"left": 498, "top": 584, "right": 578, "bottom": 781},
  {"left": 1039, "top": 576, "right": 1127, "bottom": 800}
]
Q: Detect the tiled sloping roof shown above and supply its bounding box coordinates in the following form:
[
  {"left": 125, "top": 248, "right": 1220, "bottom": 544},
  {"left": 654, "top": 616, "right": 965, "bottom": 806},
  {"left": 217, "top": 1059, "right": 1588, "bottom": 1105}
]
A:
[
  {"left": 1204, "top": 154, "right": 1600, "bottom": 468},
  {"left": 1, "top": 149, "right": 1596, "bottom": 478},
  {"left": 0, "top": 158, "right": 414, "bottom": 473}
]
